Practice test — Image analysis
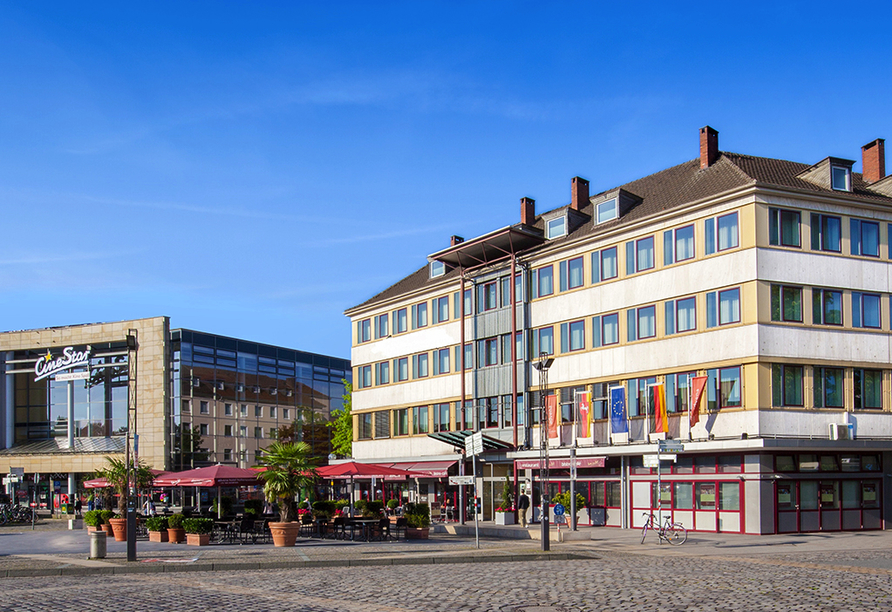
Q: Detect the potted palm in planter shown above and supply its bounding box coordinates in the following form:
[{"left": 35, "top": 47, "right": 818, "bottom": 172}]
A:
[
  {"left": 95, "top": 456, "right": 155, "bottom": 542},
  {"left": 183, "top": 517, "right": 214, "bottom": 546},
  {"left": 257, "top": 441, "right": 316, "bottom": 547},
  {"left": 167, "top": 513, "right": 186, "bottom": 543},
  {"left": 494, "top": 475, "right": 516, "bottom": 525},
  {"left": 552, "top": 491, "right": 588, "bottom": 527},
  {"left": 145, "top": 516, "right": 169, "bottom": 542},
  {"left": 404, "top": 502, "right": 430, "bottom": 539}
]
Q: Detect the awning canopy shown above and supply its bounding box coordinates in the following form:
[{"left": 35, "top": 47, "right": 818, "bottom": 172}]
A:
[
  {"left": 427, "top": 225, "right": 545, "bottom": 271},
  {"left": 388, "top": 460, "right": 457, "bottom": 478},
  {"left": 427, "top": 431, "right": 514, "bottom": 452}
]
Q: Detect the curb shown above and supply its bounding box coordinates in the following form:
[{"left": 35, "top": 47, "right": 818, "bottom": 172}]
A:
[{"left": 1, "top": 552, "right": 593, "bottom": 578}]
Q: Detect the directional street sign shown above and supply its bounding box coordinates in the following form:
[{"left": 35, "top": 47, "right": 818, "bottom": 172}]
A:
[
  {"left": 658, "top": 440, "right": 684, "bottom": 454},
  {"left": 449, "top": 475, "right": 475, "bottom": 486},
  {"left": 465, "top": 431, "right": 484, "bottom": 456}
]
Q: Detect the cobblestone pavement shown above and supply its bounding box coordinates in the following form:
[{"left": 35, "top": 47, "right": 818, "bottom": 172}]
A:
[{"left": 4, "top": 546, "right": 892, "bottom": 611}]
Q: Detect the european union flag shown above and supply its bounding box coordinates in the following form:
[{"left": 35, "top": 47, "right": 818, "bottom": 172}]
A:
[{"left": 609, "top": 386, "right": 628, "bottom": 434}]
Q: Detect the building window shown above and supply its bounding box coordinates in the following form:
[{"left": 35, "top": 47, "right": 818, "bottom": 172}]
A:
[
  {"left": 374, "top": 410, "right": 390, "bottom": 439},
  {"left": 546, "top": 216, "right": 567, "bottom": 239},
  {"left": 533, "top": 265, "right": 554, "bottom": 298},
  {"left": 627, "top": 305, "right": 656, "bottom": 341},
  {"left": 224, "top": 425, "right": 233, "bottom": 437},
  {"left": 430, "top": 260, "right": 446, "bottom": 278},
  {"left": 240, "top": 404, "right": 248, "bottom": 416},
  {"left": 591, "top": 313, "right": 619, "bottom": 347},
  {"left": 559, "top": 257, "right": 584, "bottom": 291},
  {"left": 477, "top": 282, "right": 497, "bottom": 312},
  {"left": 560, "top": 320, "right": 585, "bottom": 353},
  {"left": 358, "top": 413, "right": 373, "bottom": 440},
  {"left": 854, "top": 369, "right": 883, "bottom": 409},
  {"left": 254, "top": 427, "right": 263, "bottom": 439},
  {"left": 411, "top": 302, "right": 428, "bottom": 329},
  {"left": 476, "top": 337, "right": 498, "bottom": 367},
  {"left": 432, "top": 296, "right": 449, "bottom": 323},
  {"left": 531, "top": 326, "right": 554, "bottom": 356},
  {"left": 626, "top": 377, "right": 656, "bottom": 417},
  {"left": 596, "top": 198, "right": 618, "bottom": 224},
  {"left": 412, "top": 405, "right": 429, "bottom": 434},
  {"left": 770, "top": 285, "right": 802, "bottom": 323},
  {"left": 374, "top": 314, "right": 389, "bottom": 339},
  {"left": 591, "top": 246, "right": 618, "bottom": 283},
  {"left": 395, "top": 408, "right": 409, "bottom": 436},
  {"left": 375, "top": 361, "right": 390, "bottom": 385},
  {"left": 706, "top": 213, "right": 741, "bottom": 255},
  {"left": 433, "top": 403, "right": 450, "bottom": 432},
  {"left": 269, "top": 406, "right": 277, "bottom": 418},
  {"left": 199, "top": 401, "right": 209, "bottom": 415},
  {"left": 663, "top": 224, "right": 694, "bottom": 265},
  {"left": 772, "top": 364, "right": 804, "bottom": 407},
  {"left": 433, "top": 348, "right": 450, "bottom": 375},
  {"left": 239, "top": 425, "right": 247, "bottom": 437},
  {"left": 769, "top": 208, "right": 801, "bottom": 247},
  {"left": 412, "top": 353, "right": 429, "bottom": 378},
  {"left": 199, "top": 423, "right": 209, "bottom": 436},
  {"left": 810, "top": 214, "right": 842, "bottom": 252},
  {"left": 831, "top": 165, "right": 851, "bottom": 191},
  {"left": 254, "top": 405, "right": 262, "bottom": 417},
  {"left": 719, "top": 367, "right": 742, "bottom": 408},
  {"left": 224, "top": 403, "right": 233, "bottom": 416},
  {"left": 852, "top": 292, "right": 881, "bottom": 328},
  {"left": 223, "top": 448, "right": 232, "bottom": 462},
  {"left": 283, "top": 408, "right": 290, "bottom": 420},
  {"left": 665, "top": 296, "right": 696, "bottom": 335},
  {"left": 814, "top": 367, "right": 844, "bottom": 408},
  {"left": 358, "top": 319, "right": 371, "bottom": 343},
  {"left": 395, "top": 357, "right": 409, "bottom": 382},
  {"left": 851, "top": 219, "right": 880, "bottom": 257},
  {"left": 626, "top": 236, "right": 655, "bottom": 274},
  {"left": 359, "top": 365, "right": 372, "bottom": 388},
  {"left": 812, "top": 288, "right": 843, "bottom": 325},
  {"left": 393, "top": 308, "right": 408, "bottom": 334},
  {"left": 665, "top": 372, "right": 695, "bottom": 413}
]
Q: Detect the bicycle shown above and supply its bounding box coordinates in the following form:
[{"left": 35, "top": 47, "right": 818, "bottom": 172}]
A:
[{"left": 640, "top": 512, "right": 687, "bottom": 545}]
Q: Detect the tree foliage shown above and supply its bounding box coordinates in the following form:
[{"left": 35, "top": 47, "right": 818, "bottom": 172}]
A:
[
  {"left": 257, "top": 441, "right": 316, "bottom": 523},
  {"left": 329, "top": 380, "right": 352, "bottom": 458},
  {"left": 96, "top": 456, "right": 154, "bottom": 514}
]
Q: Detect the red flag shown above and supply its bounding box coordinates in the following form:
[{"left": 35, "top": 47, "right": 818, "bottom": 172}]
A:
[
  {"left": 577, "top": 391, "right": 592, "bottom": 438},
  {"left": 690, "top": 376, "right": 708, "bottom": 428},
  {"left": 652, "top": 384, "right": 668, "bottom": 433},
  {"left": 546, "top": 395, "right": 559, "bottom": 439}
]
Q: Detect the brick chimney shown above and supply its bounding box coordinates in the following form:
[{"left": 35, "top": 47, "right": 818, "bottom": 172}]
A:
[
  {"left": 571, "top": 176, "right": 589, "bottom": 211},
  {"left": 862, "top": 139, "right": 886, "bottom": 184},
  {"left": 450, "top": 235, "right": 464, "bottom": 246},
  {"left": 520, "top": 197, "right": 536, "bottom": 225},
  {"left": 700, "top": 125, "right": 719, "bottom": 169}
]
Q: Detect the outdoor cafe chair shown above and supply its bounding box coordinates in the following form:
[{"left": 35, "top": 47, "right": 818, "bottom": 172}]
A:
[
  {"left": 237, "top": 518, "right": 256, "bottom": 544},
  {"left": 392, "top": 517, "right": 408, "bottom": 540}
]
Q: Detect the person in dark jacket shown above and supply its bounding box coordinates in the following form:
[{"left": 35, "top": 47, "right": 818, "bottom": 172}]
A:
[{"left": 517, "top": 488, "right": 531, "bottom": 528}]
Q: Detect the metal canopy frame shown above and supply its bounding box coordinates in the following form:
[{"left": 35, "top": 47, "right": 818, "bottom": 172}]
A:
[
  {"left": 428, "top": 430, "right": 514, "bottom": 452},
  {"left": 427, "top": 225, "right": 544, "bottom": 271}
]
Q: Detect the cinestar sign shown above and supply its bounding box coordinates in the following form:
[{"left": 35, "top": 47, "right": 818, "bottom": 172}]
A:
[{"left": 34, "top": 346, "right": 92, "bottom": 382}]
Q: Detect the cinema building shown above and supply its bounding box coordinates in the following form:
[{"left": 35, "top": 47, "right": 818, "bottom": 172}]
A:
[
  {"left": 346, "top": 127, "right": 892, "bottom": 534},
  {"left": 0, "top": 316, "right": 351, "bottom": 507}
]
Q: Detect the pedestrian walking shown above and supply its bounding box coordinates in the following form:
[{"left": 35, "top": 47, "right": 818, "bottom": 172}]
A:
[
  {"left": 74, "top": 496, "right": 82, "bottom": 516},
  {"left": 517, "top": 488, "right": 531, "bottom": 528}
]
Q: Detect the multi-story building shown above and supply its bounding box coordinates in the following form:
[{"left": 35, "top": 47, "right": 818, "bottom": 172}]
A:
[
  {"left": 0, "top": 317, "right": 350, "bottom": 507},
  {"left": 345, "top": 127, "right": 892, "bottom": 534}
]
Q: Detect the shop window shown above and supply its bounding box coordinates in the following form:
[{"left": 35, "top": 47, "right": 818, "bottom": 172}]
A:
[
  {"left": 651, "top": 483, "right": 672, "bottom": 508},
  {"left": 862, "top": 455, "right": 880, "bottom": 471},
  {"left": 719, "top": 482, "right": 740, "bottom": 511},
  {"left": 696, "top": 483, "right": 716, "bottom": 510},
  {"left": 840, "top": 455, "right": 860, "bottom": 472},
  {"left": 695, "top": 456, "right": 716, "bottom": 474},
  {"left": 674, "top": 455, "right": 694, "bottom": 475},
  {"left": 606, "top": 482, "right": 622, "bottom": 507},
  {"left": 820, "top": 482, "right": 839, "bottom": 509},
  {"left": 718, "top": 455, "right": 742, "bottom": 473}
]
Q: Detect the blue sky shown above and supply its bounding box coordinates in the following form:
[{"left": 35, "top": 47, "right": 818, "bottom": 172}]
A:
[{"left": 1, "top": 1, "right": 890, "bottom": 359}]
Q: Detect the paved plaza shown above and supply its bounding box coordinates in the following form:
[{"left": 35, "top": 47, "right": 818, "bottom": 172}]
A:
[{"left": 2, "top": 521, "right": 892, "bottom": 611}]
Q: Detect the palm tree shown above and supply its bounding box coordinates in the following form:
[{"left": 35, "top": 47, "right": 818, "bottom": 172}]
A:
[
  {"left": 96, "top": 456, "right": 154, "bottom": 514},
  {"left": 257, "top": 441, "right": 316, "bottom": 523}
]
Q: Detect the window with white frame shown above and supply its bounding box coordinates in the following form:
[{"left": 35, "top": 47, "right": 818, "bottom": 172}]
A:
[
  {"left": 831, "top": 164, "right": 851, "bottom": 191},
  {"left": 430, "top": 260, "right": 446, "bottom": 278},
  {"left": 546, "top": 216, "right": 567, "bottom": 239},
  {"left": 596, "top": 198, "right": 618, "bottom": 224}
]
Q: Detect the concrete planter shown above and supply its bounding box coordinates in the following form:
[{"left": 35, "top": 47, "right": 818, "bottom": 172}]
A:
[{"left": 494, "top": 511, "right": 516, "bottom": 525}]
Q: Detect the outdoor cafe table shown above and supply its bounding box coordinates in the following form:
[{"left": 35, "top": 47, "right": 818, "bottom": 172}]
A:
[
  {"left": 345, "top": 518, "right": 380, "bottom": 541},
  {"left": 212, "top": 519, "right": 239, "bottom": 544}
]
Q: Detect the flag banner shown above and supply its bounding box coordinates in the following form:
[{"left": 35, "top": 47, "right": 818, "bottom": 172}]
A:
[
  {"left": 577, "top": 391, "right": 592, "bottom": 437},
  {"left": 546, "top": 394, "right": 559, "bottom": 439},
  {"left": 690, "top": 375, "right": 708, "bottom": 428},
  {"left": 651, "top": 384, "right": 668, "bottom": 433},
  {"left": 609, "top": 386, "right": 628, "bottom": 434}
]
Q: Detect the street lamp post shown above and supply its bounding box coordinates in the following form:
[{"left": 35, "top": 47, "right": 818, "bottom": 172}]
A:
[{"left": 533, "top": 352, "right": 554, "bottom": 552}]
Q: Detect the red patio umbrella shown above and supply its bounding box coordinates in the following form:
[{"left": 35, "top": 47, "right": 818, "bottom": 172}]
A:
[
  {"left": 83, "top": 469, "right": 169, "bottom": 489},
  {"left": 316, "top": 461, "right": 420, "bottom": 517},
  {"left": 154, "top": 465, "right": 262, "bottom": 518}
]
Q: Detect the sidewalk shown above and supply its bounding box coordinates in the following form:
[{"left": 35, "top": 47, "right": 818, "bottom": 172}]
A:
[{"left": 2, "top": 518, "right": 891, "bottom": 577}]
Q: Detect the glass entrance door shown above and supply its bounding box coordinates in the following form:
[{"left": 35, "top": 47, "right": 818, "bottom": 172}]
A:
[{"left": 776, "top": 482, "right": 798, "bottom": 533}]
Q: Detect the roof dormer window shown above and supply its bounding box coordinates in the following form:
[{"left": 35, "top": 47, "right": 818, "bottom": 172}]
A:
[
  {"left": 429, "top": 260, "right": 446, "bottom": 278},
  {"left": 546, "top": 216, "right": 567, "bottom": 239},
  {"left": 831, "top": 165, "right": 851, "bottom": 191},
  {"left": 596, "top": 198, "right": 618, "bottom": 224}
]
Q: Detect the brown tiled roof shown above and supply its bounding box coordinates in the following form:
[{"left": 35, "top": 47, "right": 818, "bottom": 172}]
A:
[{"left": 349, "top": 151, "right": 892, "bottom": 312}]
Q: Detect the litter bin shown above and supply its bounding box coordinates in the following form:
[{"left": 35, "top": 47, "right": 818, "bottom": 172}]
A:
[
  {"left": 589, "top": 506, "right": 606, "bottom": 526},
  {"left": 89, "top": 530, "right": 107, "bottom": 559}
]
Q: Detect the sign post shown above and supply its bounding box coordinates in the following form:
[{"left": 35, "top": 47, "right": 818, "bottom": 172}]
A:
[
  {"left": 464, "top": 432, "right": 484, "bottom": 549},
  {"left": 655, "top": 440, "right": 684, "bottom": 524}
]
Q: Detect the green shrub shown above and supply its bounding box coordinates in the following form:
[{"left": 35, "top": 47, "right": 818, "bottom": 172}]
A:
[
  {"left": 210, "top": 496, "right": 233, "bottom": 516},
  {"left": 83, "top": 510, "right": 103, "bottom": 527},
  {"left": 145, "top": 516, "right": 169, "bottom": 531},
  {"left": 167, "top": 513, "right": 185, "bottom": 529},
  {"left": 99, "top": 510, "right": 115, "bottom": 524},
  {"left": 552, "top": 491, "right": 587, "bottom": 512},
  {"left": 312, "top": 500, "right": 336, "bottom": 519},
  {"left": 362, "top": 500, "right": 383, "bottom": 517},
  {"left": 334, "top": 499, "right": 349, "bottom": 511},
  {"left": 404, "top": 502, "right": 430, "bottom": 529},
  {"left": 386, "top": 499, "right": 400, "bottom": 510},
  {"left": 182, "top": 517, "right": 214, "bottom": 534},
  {"left": 243, "top": 499, "right": 263, "bottom": 517}
]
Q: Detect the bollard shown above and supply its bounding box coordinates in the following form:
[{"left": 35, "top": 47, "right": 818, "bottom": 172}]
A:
[{"left": 89, "top": 530, "right": 107, "bottom": 559}]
